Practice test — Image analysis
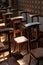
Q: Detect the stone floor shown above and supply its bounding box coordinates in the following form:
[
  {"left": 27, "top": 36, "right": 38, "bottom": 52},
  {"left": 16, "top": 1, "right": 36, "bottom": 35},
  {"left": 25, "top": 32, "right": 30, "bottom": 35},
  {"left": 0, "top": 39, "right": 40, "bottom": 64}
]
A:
[
  {"left": 17, "top": 50, "right": 43, "bottom": 65},
  {"left": 0, "top": 51, "right": 43, "bottom": 65},
  {"left": 0, "top": 49, "right": 43, "bottom": 65},
  {"left": 0, "top": 41, "right": 43, "bottom": 65}
]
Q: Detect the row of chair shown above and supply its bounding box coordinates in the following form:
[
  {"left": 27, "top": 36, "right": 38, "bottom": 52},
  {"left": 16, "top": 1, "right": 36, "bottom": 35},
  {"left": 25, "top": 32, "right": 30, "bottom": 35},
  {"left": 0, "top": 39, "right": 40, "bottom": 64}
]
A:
[
  {"left": 0, "top": 10, "right": 43, "bottom": 65},
  {"left": 13, "top": 20, "right": 43, "bottom": 65}
]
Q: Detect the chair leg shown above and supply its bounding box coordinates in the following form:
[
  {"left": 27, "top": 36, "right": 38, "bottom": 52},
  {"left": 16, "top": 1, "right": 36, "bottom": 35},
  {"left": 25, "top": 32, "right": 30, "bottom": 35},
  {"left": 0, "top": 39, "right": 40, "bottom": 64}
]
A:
[
  {"left": 36, "top": 60, "right": 39, "bottom": 65},
  {"left": 27, "top": 42, "right": 29, "bottom": 53},
  {"left": 18, "top": 44, "right": 21, "bottom": 53},
  {"left": 14, "top": 42, "right": 16, "bottom": 51},
  {"left": 3, "top": 53, "right": 5, "bottom": 60},
  {"left": 28, "top": 55, "right": 31, "bottom": 65}
]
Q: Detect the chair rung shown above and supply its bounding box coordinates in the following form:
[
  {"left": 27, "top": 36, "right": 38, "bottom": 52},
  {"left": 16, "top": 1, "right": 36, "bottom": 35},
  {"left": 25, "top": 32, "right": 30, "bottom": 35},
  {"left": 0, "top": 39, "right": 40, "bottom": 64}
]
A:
[{"left": 30, "top": 39, "right": 38, "bottom": 43}]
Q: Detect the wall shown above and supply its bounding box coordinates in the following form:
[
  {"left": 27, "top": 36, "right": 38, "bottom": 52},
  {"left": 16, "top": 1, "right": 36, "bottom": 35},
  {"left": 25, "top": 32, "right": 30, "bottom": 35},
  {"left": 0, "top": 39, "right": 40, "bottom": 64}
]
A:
[
  {"left": 18, "top": 0, "right": 43, "bottom": 31},
  {"left": 39, "top": 17, "right": 43, "bottom": 31},
  {"left": 18, "top": 0, "right": 43, "bottom": 15},
  {"left": 19, "top": 11, "right": 43, "bottom": 31}
]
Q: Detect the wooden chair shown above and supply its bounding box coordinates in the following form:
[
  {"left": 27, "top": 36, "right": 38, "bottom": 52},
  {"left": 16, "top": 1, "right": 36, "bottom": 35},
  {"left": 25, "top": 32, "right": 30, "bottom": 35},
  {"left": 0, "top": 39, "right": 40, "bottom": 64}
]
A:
[
  {"left": 14, "top": 36, "right": 28, "bottom": 53},
  {"left": 29, "top": 14, "right": 39, "bottom": 22},
  {"left": 24, "top": 22, "right": 43, "bottom": 65},
  {"left": 20, "top": 11, "right": 39, "bottom": 23},
  {"left": 2, "top": 12, "right": 13, "bottom": 28},
  {"left": 0, "top": 28, "right": 13, "bottom": 57},
  {"left": 11, "top": 16, "right": 29, "bottom": 53}
]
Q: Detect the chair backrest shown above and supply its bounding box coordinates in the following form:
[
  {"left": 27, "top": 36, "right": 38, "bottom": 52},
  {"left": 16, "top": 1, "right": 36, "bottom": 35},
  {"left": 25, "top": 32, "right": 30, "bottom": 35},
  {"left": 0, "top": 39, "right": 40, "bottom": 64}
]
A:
[
  {"left": 2, "top": 12, "right": 13, "bottom": 28},
  {"left": 11, "top": 16, "right": 24, "bottom": 37},
  {"left": 20, "top": 11, "right": 30, "bottom": 24}
]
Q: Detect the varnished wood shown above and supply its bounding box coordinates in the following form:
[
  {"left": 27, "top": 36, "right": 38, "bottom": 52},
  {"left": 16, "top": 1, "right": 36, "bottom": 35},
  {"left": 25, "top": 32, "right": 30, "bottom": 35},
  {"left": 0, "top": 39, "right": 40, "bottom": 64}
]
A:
[
  {"left": 14, "top": 36, "right": 29, "bottom": 53},
  {"left": 0, "top": 28, "right": 13, "bottom": 57},
  {"left": 11, "top": 16, "right": 24, "bottom": 21},
  {"left": 10, "top": 16, "right": 24, "bottom": 37}
]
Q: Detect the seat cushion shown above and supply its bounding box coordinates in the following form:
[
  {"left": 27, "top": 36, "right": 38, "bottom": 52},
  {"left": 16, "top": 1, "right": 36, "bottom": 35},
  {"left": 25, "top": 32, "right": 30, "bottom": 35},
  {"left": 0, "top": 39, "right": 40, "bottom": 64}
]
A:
[
  {"left": 31, "top": 47, "right": 43, "bottom": 59},
  {"left": 0, "top": 57, "right": 20, "bottom": 65}
]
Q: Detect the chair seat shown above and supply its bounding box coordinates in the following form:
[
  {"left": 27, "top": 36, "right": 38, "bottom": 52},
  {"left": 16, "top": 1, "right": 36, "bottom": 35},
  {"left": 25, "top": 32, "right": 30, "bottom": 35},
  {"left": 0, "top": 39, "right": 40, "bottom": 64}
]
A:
[
  {"left": 14, "top": 36, "right": 28, "bottom": 44},
  {"left": 0, "top": 23, "right": 5, "bottom": 27},
  {"left": 31, "top": 47, "right": 43, "bottom": 59},
  {"left": 14, "top": 36, "right": 28, "bottom": 53}
]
